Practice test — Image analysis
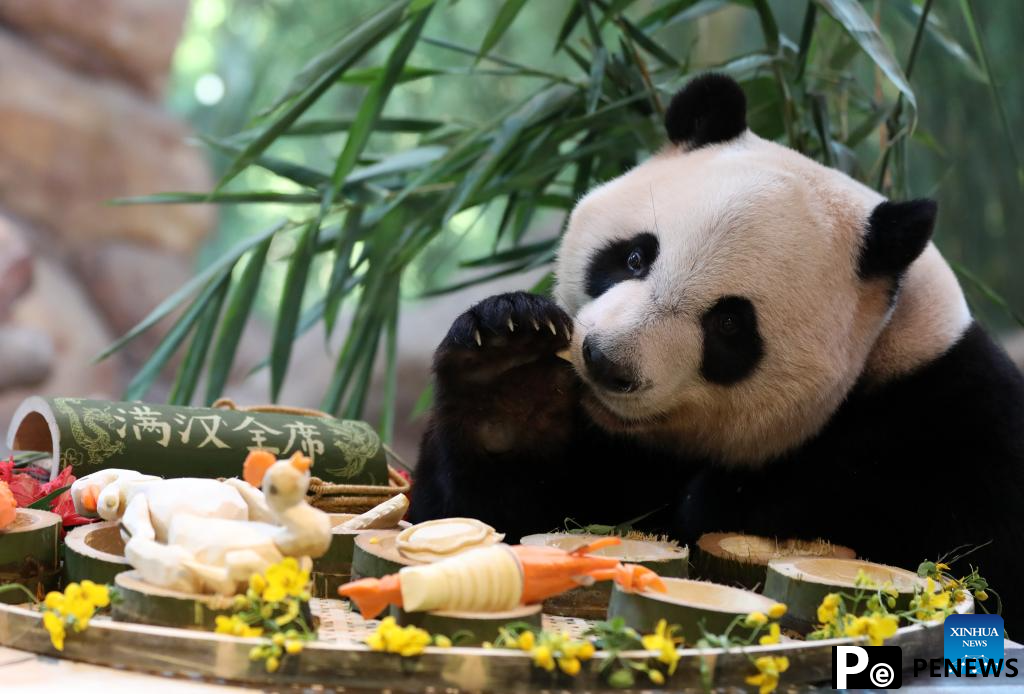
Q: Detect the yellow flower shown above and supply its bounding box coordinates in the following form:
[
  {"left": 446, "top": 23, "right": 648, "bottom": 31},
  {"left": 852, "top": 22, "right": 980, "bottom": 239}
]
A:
[
  {"left": 64, "top": 583, "right": 82, "bottom": 602},
  {"left": 935, "top": 562, "right": 950, "bottom": 572},
  {"left": 40, "top": 580, "right": 114, "bottom": 649},
  {"left": 767, "top": 603, "right": 787, "bottom": 619},
  {"left": 400, "top": 629, "right": 431, "bottom": 657},
  {"left": 250, "top": 573, "right": 267, "bottom": 594},
  {"left": 744, "top": 611, "right": 768, "bottom": 628},
  {"left": 841, "top": 613, "right": 898, "bottom": 646},
  {"left": 745, "top": 656, "right": 790, "bottom": 694},
  {"left": 759, "top": 622, "right": 782, "bottom": 645},
  {"left": 558, "top": 656, "right": 581, "bottom": 676},
  {"left": 648, "top": 669, "right": 665, "bottom": 685},
  {"left": 265, "top": 656, "right": 280, "bottom": 673},
  {"left": 576, "top": 641, "right": 595, "bottom": 660},
  {"left": 641, "top": 620, "right": 681, "bottom": 675},
  {"left": 532, "top": 644, "right": 555, "bottom": 671},
  {"left": 816, "top": 593, "right": 842, "bottom": 626},
  {"left": 65, "top": 595, "right": 95, "bottom": 629},
  {"left": 43, "top": 611, "right": 66, "bottom": 651},
  {"left": 261, "top": 558, "right": 310, "bottom": 603},
  {"left": 364, "top": 616, "right": 432, "bottom": 657},
  {"left": 910, "top": 578, "right": 953, "bottom": 621},
  {"left": 214, "top": 615, "right": 262, "bottom": 638},
  {"left": 517, "top": 630, "right": 535, "bottom": 650},
  {"left": 44, "top": 591, "right": 65, "bottom": 611},
  {"left": 433, "top": 635, "right": 452, "bottom": 648},
  {"left": 976, "top": 590, "right": 989, "bottom": 602},
  {"left": 80, "top": 581, "right": 110, "bottom": 608},
  {"left": 866, "top": 614, "right": 899, "bottom": 646},
  {"left": 285, "top": 639, "right": 304, "bottom": 655}
]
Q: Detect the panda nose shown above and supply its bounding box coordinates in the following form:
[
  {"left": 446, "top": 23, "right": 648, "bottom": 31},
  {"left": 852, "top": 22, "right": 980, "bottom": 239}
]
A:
[{"left": 582, "top": 337, "right": 639, "bottom": 393}]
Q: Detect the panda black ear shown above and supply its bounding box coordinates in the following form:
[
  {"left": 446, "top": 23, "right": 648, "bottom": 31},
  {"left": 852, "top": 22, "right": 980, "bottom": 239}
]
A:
[
  {"left": 858, "top": 199, "right": 937, "bottom": 279},
  {"left": 664, "top": 73, "right": 747, "bottom": 149}
]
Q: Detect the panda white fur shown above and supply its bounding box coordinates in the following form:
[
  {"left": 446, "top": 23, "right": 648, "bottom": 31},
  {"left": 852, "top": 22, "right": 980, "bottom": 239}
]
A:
[{"left": 410, "top": 74, "right": 1024, "bottom": 627}]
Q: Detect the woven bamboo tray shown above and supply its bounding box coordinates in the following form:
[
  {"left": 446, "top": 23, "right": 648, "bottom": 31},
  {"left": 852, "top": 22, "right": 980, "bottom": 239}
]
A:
[{"left": 0, "top": 598, "right": 947, "bottom": 691}]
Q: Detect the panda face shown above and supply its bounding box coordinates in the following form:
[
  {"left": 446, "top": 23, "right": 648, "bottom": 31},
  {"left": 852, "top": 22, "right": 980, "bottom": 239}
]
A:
[{"left": 555, "top": 132, "right": 907, "bottom": 464}]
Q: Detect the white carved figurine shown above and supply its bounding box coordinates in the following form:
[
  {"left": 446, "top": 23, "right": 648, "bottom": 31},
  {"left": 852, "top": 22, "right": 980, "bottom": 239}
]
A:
[{"left": 69, "top": 451, "right": 331, "bottom": 595}]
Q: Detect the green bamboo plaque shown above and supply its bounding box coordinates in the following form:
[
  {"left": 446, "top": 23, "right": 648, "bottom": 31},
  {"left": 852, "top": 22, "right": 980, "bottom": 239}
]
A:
[{"left": 6, "top": 396, "right": 388, "bottom": 485}]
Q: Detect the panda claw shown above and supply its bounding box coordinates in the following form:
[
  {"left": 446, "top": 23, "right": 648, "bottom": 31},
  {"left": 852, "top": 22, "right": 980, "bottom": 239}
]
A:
[
  {"left": 507, "top": 318, "right": 515, "bottom": 332},
  {"left": 531, "top": 319, "right": 540, "bottom": 331},
  {"left": 473, "top": 329, "right": 482, "bottom": 347},
  {"left": 546, "top": 319, "right": 557, "bottom": 335}
]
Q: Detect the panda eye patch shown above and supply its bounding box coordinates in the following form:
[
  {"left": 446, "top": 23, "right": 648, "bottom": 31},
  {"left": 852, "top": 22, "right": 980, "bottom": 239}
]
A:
[
  {"left": 585, "top": 232, "right": 659, "bottom": 298},
  {"left": 713, "top": 312, "right": 738, "bottom": 336},
  {"left": 700, "top": 296, "right": 763, "bottom": 385}
]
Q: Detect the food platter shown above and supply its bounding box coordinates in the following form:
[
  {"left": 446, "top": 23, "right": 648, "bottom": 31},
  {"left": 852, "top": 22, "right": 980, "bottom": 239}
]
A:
[{"left": 0, "top": 597, "right": 947, "bottom": 691}]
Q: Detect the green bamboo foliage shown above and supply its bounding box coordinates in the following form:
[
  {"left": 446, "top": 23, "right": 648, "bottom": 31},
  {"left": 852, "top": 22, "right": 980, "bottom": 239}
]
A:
[{"left": 105, "top": 0, "right": 1014, "bottom": 440}]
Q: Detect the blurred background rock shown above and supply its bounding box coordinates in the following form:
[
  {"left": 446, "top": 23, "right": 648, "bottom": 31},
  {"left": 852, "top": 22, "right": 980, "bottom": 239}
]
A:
[{"left": 0, "top": 0, "right": 1021, "bottom": 463}]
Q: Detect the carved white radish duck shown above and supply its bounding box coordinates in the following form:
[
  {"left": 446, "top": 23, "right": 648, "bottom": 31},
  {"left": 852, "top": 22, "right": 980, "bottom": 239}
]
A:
[{"left": 69, "top": 451, "right": 331, "bottom": 594}]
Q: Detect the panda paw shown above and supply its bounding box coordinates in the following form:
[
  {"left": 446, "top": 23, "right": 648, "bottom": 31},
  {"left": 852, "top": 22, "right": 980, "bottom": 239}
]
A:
[{"left": 435, "top": 292, "right": 572, "bottom": 375}]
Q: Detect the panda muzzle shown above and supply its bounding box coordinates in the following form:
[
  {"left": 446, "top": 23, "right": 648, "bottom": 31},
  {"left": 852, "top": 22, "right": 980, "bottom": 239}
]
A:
[{"left": 582, "top": 336, "right": 641, "bottom": 393}]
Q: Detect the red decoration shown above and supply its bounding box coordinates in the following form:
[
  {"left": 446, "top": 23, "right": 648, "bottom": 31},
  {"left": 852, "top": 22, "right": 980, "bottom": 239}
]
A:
[{"left": 0, "top": 456, "right": 92, "bottom": 527}]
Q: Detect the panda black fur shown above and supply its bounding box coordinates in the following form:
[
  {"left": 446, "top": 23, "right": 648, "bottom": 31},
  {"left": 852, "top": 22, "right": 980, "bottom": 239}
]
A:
[{"left": 410, "top": 74, "right": 1024, "bottom": 628}]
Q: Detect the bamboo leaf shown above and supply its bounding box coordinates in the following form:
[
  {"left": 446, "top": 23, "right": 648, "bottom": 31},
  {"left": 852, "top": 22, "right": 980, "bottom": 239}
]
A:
[
  {"left": 609, "top": 7, "right": 679, "bottom": 68},
  {"left": 204, "top": 237, "right": 273, "bottom": 405},
  {"left": 339, "top": 64, "right": 442, "bottom": 85},
  {"left": 554, "top": 3, "right": 583, "bottom": 51},
  {"left": 587, "top": 46, "right": 608, "bottom": 113},
  {"left": 123, "top": 273, "right": 232, "bottom": 401},
  {"left": 328, "top": 5, "right": 433, "bottom": 205},
  {"left": 419, "top": 261, "right": 535, "bottom": 298},
  {"left": 219, "top": 1, "right": 410, "bottom": 190},
  {"left": 958, "top": 0, "right": 1022, "bottom": 188},
  {"left": 642, "top": 0, "right": 730, "bottom": 32},
  {"left": 814, "top": 0, "right": 917, "bottom": 127},
  {"left": 168, "top": 276, "right": 230, "bottom": 405},
  {"left": 110, "top": 192, "right": 321, "bottom": 205},
  {"left": 97, "top": 221, "right": 287, "bottom": 362},
  {"left": 28, "top": 486, "right": 71, "bottom": 510},
  {"left": 410, "top": 382, "right": 434, "bottom": 420},
  {"left": 443, "top": 84, "right": 579, "bottom": 221},
  {"left": 530, "top": 271, "right": 556, "bottom": 296},
  {"left": 462, "top": 237, "right": 559, "bottom": 268},
  {"left": 325, "top": 207, "right": 365, "bottom": 337},
  {"left": 378, "top": 285, "right": 401, "bottom": 442},
  {"left": 348, "top": 146, "right": 448, "bottom": 185},
  {"left": 270, "top": 213, "right": 325, "bottom": 401},
  {"left": 895, "top": 1, "right": 985, "bottom": 83},
  {"left": 478, "top": 0, "right": 530, "bottom": 61},
  {"left": 951, "top": 260, "right": 1024, "bottom": 328},
  {"left": 199, "top": 135, "right": 330, "bottom": 188},
  {"left": 287, "top": 117, "right": 445, "bottom": 136},
  {"left": 260, "top": 0, "right": 410, "bottom": 116}
]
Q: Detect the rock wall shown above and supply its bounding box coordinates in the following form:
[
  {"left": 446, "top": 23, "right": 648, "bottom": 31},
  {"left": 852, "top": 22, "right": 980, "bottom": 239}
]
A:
[{"left": 0, "top": 1, "right": 213, "bottom": 438}]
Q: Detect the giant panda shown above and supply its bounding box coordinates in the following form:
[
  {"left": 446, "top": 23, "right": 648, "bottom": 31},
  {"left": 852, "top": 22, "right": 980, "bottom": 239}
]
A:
[{"left": 410, "top": 74, "right": 1024, "bottom": 627}]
